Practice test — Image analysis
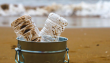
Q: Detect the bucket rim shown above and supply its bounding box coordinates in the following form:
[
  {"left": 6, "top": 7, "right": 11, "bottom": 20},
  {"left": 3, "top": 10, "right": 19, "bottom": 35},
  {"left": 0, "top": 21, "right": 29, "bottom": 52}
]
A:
[{"left": 16, "top": 37, "right": 68, "bottom": 43}]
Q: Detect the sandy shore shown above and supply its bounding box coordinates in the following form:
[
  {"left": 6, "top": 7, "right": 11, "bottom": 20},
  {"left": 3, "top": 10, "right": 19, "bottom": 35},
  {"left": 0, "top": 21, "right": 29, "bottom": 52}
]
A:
[{"left": 0, "top": 27, "right": 110, "bottom": 63}]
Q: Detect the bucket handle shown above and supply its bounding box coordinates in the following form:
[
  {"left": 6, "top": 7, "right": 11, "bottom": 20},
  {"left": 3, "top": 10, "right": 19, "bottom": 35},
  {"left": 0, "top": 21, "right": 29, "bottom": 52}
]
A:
[
  {"left": 15, "top": 47, "right": 24, "bottom": 63},
  {"left": 15, "top": 47, "right": 69, "bottom": 63},
  {"left": 64, "top": 48, "right": 69, "bottom": 63}
]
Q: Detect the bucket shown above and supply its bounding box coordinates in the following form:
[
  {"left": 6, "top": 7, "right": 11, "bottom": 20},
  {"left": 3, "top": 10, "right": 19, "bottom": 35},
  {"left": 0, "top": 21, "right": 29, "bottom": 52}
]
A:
[{"left": 15, "top": 37, "right": 69, "bottom": 63}]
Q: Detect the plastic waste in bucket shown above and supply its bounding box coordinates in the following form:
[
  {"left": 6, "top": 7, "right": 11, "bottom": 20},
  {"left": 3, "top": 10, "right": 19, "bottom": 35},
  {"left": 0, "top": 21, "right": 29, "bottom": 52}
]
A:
[{"left": 15, "top": 37, "right": 69, "bottom": 63}]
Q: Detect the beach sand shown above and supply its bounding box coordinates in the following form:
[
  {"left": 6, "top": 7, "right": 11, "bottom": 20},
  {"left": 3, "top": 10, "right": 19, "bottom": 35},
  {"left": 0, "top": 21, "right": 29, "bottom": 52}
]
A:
[{"left": 0, "top": 27, "right": 110, "bottom": 63}]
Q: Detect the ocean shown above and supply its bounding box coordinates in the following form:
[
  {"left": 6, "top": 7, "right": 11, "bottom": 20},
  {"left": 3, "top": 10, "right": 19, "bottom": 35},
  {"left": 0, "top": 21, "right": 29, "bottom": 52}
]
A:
[{"left": 0, "top": 0, "right": 110, "bottom": 6}]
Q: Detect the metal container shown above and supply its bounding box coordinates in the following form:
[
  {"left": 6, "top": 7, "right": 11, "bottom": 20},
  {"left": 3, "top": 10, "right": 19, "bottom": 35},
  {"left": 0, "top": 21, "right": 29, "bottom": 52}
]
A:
[{"left": 15, "top": 37, "right": 69, "bottom": 63}]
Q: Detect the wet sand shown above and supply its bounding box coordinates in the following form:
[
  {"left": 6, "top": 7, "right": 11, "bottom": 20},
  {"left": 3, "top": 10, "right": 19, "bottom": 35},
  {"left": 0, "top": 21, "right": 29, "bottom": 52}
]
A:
[
  {"left": 0, "top": 27, "right": 110, "bottom": 63},
  {"left": 0, "top": 16, "right": 110, "bottom": 28}
]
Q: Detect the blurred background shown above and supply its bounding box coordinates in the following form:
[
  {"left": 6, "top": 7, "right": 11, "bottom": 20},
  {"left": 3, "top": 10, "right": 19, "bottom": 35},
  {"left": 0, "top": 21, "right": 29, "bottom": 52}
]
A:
[
  {"left": 0, "top": 0, "right": 110, "bottom": 27},
  {"left": 0, "top": 0, "right": 110, "bottom": 63}
]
